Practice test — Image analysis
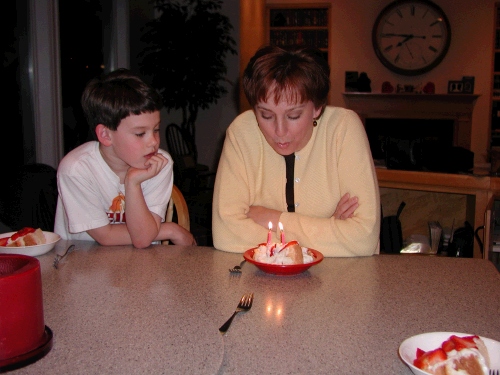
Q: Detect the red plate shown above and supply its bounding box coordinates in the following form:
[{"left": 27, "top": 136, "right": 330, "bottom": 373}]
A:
[{"left": 243, "top": 248, "right": 324, "bottom": 275}]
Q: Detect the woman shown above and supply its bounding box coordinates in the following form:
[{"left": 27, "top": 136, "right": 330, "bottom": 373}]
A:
[{"left": 212, "top": 45, "right": 380, "bottom": 257}]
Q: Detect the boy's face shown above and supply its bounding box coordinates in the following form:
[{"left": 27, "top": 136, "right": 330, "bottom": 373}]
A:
[{"left": 107, "top": 111, "right": 161, "bottom": 169}]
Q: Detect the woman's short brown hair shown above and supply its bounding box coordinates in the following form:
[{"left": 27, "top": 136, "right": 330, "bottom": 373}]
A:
[{"left": 243, "top": 45, "right": 330, "bottom": 109}]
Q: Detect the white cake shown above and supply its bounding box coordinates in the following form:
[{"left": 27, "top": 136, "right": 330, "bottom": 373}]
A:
[{"left": 253, "top": 240, "right": 314, "bottom": 265}]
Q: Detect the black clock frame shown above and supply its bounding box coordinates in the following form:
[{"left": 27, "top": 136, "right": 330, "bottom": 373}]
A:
[{"left": 372, "top": 0, "right": 451, "bottom": 76}]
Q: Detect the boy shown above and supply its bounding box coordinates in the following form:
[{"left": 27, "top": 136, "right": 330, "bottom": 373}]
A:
[{"left": 55, "top": 68, "right": 196, "bottom": 248}]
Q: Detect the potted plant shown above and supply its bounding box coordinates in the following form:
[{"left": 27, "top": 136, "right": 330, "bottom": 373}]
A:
[{"left": 138, "top": 0, "right": 237, "bottom": 146}]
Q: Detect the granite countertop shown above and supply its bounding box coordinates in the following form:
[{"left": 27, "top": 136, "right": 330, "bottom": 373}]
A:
[{"left": 5, "top": 240, "right": 500, "bottom": 374}]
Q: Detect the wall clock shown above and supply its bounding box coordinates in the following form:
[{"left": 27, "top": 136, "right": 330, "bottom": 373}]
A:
[{"left": 372, "top": 0, "right": 451, "bottom": 76}]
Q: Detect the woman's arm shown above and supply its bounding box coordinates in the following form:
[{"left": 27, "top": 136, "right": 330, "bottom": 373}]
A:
[{"left": 248, "top": 192, "right": 359, "bottom": 229}]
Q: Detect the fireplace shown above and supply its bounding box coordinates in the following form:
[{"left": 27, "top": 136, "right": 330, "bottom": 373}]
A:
[
  {"left": 343, "top": 93, "right": 480, "bottom": 171},
  {"left": 365, "top": 118, "right": 454, "bottom": 161}
]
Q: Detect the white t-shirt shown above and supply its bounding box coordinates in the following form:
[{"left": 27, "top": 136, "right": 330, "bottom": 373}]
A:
[{"left": 54, "top": 141, "right": 173, "bottom": 241}]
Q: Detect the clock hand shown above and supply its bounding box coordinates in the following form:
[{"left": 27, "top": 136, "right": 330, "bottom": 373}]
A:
[
  {"left": 396, "top": 34, "right": 414, "bottom": 47},
  {"left": 405, "top": 43, "right": 414, "bottom": 58},
  {"left": 381, "top": 33, "right": 413, "bottom": 37}
]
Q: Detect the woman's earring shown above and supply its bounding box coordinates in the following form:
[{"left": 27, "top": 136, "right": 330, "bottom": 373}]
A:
[{"left": 313, "top": 120, "right": 318, "bottom": 127}]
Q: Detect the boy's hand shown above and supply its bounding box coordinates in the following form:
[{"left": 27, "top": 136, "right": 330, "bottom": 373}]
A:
[
  {"left": 126, "top": 153, "right": 169, "bottom": 186},
  {"left": 333, "top": 193, "right": 358, "bottom": 220},
  {"left": 165, "top": 224, "right": 197, "bottom": 246}
]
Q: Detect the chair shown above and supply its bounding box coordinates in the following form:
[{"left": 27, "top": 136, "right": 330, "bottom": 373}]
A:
[
  {"left": 165, "top": 123, "right": 215, "bottom": 194},
  {"left": 162, "top": 185, "right": 190, "bottom": 245},
  {"left": 0, "top": 163, "right": 58, "bottom": 232}
]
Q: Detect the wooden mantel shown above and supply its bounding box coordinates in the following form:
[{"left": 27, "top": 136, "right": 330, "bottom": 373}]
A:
[{"left": 342, "top": 93, "right": 480, "bottom": 149}]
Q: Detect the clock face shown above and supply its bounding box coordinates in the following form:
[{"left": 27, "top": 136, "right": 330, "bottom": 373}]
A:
[{"left": 372, "top": 0, "right": 451, "bottom": 76}]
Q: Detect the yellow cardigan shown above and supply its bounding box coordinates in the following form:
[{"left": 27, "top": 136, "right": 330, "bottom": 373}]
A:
[{"left": 212, "top": 107, "right": 380, "bottom": 257}]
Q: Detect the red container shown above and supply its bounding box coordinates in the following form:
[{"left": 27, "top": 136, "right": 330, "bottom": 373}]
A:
[{"left": 0, "top": 254, "right": 52, "bottom": 370}]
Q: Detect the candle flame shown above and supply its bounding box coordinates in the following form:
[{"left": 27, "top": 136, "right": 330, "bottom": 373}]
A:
[
  {"left": 278, "top": 222, "right": 283, "bottom": 231},
  {"left": 268, "top": 221, "right": 272, "bottom": 230}
]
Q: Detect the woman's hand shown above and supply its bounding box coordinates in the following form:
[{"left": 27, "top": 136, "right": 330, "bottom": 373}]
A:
[{"left": 333, "top": 193, "right": 358, "bottom": 220}]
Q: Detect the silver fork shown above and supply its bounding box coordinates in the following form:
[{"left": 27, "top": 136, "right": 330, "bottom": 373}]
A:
[
  {"left": 219, "top": 293, "right": 254, "bottom": 335},
  {"left": 490, "top": 370, "right": 500, "bottom": 375},
  {"left": 229, "top": 260, "right": 246, "bottom": 274},
  {"left": 53, "top": 244, "right": 75, "bottom": 269}
]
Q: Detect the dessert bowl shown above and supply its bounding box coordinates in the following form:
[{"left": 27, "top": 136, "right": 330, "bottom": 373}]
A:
[
  {"left": 0, "top": 231, "right": 61, "bottom": 257},
  {"left": 399, "top": 331, "right": 500, "bottom": 375},
  {"left": 243, "top": 248, "right": 323, "bottom": 275}
]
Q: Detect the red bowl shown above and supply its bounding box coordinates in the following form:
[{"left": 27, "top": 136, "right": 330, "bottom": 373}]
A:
[{"left": 243, "top": 248, "right": 324, "bottom": 275}]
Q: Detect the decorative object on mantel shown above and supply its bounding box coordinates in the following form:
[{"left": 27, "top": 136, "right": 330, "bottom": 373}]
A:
[
  {"left": 372, "top": 0, "right": 451, "bottom": 76},
  {"left": 448, "top": 76, "right": 475, "bottom": 94},
  {"left": 423, "top": 82, "right": 435, "bottom": 94},
  {"left": 381, "top": 81, "right": 394, "bottom": 93},
  {"left": 344, "top": 71, "right": 359, "bottom": 92},
  {"left": 462, "top": 76, "right": 475, "bottom": 94},
  {"left": 448, "top": 80, "right": 464, "bottom": 94},
  {"left": 396, "top": 83, "right": 423, "bottom": 93},
  {"left": 357, "top": 72, "right": 371, "bottom": 92}
]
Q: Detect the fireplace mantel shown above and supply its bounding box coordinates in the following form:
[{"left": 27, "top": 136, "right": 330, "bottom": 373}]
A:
[{"left": 342, "top": 93, "right": 480, "bottom": 149}]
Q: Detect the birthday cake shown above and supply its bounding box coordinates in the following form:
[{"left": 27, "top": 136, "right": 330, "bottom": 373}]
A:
[{"left": 253, "top": 240, "right": 314, "bottom": 265}]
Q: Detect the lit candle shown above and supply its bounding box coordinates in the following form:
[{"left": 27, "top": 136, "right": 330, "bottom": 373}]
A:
[
  {"left": 278, "top": 222, "right": 285, "bottom": 244},
  {"left": 267, "top": 222, "right": 272, "bottom": 245}
]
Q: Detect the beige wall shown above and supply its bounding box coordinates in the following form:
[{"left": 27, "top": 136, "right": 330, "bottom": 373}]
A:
[{"left": 263, "top": 0, "right": 496, "bottom": 164}]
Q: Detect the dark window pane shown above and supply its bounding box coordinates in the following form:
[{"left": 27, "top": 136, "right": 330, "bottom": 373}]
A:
[{"left": 59, "top": 0, "right": 105, "bottom": 154}]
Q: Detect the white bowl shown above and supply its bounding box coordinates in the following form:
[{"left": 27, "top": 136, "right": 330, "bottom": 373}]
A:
[
  {"left": 0, "top": 231, "right": 61, "bottom": 257},
  {"left": 399, "top": 331, "right": 500, "bottom": 375}
]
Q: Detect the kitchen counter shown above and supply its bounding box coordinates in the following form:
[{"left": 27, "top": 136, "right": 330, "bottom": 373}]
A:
[{"left": 5, "top": 240, "right": 500, "bottom": 374}]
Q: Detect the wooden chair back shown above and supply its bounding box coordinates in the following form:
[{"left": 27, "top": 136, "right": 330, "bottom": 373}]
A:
[{"left": 163, "top": 185, "right": 190, "bottom": 245}]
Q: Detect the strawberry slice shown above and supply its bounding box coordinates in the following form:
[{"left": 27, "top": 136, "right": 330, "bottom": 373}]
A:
[
  {"left": 0, "top": 237, "right": 9, "bottom": 246},
  {"left": 279, "top": 240, "right": 299, "bottom": 253},
  {"left": 269, "top": 243, "right": 277, "bottom": 257},
  {"left": 10, "top": 227, "right": 35, "bottom": 241},
  {"left": 414, "top": 348, "right": 447, "bottom": 370},
  {"left": 449, "top": 335, "right": 479, "bottom": 351},
  {"left": 415, "top": 348, "right": 425, "bottom": 358},
  {"left": 441, "top": 338, "right": 455, "bottom": 353}
]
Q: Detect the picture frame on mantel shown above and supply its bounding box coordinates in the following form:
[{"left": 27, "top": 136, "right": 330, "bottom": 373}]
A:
[
  {"left": 448, "top": 80, "right": 464, "bottom": 94},
  {"left": 462, "top": 76, "right": 475, "bottom": 94}
]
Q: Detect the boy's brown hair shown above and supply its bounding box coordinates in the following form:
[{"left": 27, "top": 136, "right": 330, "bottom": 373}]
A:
[{"left": 81, "top": 68, "right": 163, "bottom": 132}]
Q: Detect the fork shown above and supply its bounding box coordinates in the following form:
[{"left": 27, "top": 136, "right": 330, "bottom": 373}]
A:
[
  {"left": 219, "top": 293, "right": 254, "bottom": 334},
  {"left": 53, "top": 244, "right": 75, "bottom": 269},
  {"left": 229, "top": 260, "right": 246, "bottom": 274},
  {"left": 490, "top": 370, "right": 500, "bottom": 375}
]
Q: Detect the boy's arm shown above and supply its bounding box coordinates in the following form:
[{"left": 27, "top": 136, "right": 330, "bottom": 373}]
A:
[
  {"left": 122, "top": 153, "right": 170, "bottom": 248},
  {"left": 123, "top": 179, "right": 163, "bottom": 248},
  {"left": 86, "top": 217, "right": 159, "bottom": 246},
  {"left": 156, "top": 222, "right": 197, "bottom": 245},
  {"left": 87, "top": 153, "right": 170, "bottom": 248}
]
